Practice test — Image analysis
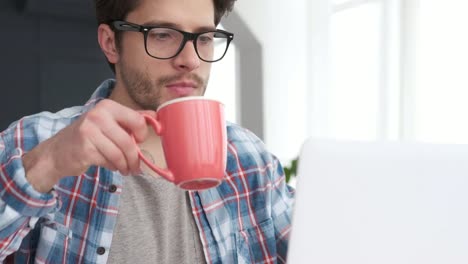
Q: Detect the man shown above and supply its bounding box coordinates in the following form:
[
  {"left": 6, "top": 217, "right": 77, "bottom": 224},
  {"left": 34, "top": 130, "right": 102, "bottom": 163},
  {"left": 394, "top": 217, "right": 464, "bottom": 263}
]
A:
[{"left": 0, "top": 0, "right": 294, "bottom": 263}]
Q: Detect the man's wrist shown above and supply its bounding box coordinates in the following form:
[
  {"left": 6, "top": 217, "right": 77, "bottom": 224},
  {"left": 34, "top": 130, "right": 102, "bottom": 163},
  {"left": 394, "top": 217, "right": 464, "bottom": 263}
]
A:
[{"left": 22, "top": 147, "right": 61, "bottom": 193}]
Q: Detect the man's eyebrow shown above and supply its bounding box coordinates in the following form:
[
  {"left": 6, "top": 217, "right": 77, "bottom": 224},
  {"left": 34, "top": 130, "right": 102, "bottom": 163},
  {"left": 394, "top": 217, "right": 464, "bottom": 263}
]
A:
[{"left": 142, "top": 20, "right": 216, "bottom": 32}]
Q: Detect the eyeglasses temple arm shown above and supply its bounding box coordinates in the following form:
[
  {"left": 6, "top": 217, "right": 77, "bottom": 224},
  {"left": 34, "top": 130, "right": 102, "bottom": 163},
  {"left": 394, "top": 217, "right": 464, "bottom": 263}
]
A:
[{"left": 112, "top": 21, "right": 143, "bottom": 32}]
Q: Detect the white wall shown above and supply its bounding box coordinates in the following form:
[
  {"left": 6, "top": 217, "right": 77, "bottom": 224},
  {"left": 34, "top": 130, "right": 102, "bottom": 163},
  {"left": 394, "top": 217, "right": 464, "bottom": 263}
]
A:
[{"left": 234, "top": 0, "right": 309, "bottom": 161}]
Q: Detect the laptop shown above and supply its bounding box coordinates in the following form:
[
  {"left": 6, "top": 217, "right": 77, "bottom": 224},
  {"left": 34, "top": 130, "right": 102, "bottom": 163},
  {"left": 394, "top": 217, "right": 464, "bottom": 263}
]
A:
[{"left": 287, "top": 139, "right": 468, "bottom": 264}]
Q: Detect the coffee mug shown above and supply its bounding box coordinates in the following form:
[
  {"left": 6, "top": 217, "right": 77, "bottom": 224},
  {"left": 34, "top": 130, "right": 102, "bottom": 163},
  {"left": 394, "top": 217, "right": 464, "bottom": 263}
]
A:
[{"left": 135, "top": 97, "right": 227, "bottom": 190}]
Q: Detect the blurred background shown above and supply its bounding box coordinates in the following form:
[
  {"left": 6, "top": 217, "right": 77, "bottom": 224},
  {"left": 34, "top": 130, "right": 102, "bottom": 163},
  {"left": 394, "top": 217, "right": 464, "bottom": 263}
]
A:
[{"left": 1, "top": 0, "right": 468, "bottom": 167}]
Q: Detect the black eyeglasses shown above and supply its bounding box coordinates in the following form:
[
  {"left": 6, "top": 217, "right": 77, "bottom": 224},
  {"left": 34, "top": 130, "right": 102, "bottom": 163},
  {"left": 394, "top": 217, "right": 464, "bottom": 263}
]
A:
[{"left": 111, "top": 20, "right": 234, "bottom": 63}]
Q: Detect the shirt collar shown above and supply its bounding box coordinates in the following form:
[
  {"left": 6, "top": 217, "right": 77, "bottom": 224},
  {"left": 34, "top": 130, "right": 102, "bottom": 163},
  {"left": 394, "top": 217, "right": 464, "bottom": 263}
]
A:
[{"left": 82, "top": 79, "right": 116, "bottom": 113}]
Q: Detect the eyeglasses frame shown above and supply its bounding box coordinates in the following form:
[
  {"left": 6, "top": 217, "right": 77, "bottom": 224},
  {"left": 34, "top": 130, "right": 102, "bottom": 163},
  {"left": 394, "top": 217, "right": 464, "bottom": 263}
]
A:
[{"left": 111, "top": 20, "right": 234, "bottom": 63}]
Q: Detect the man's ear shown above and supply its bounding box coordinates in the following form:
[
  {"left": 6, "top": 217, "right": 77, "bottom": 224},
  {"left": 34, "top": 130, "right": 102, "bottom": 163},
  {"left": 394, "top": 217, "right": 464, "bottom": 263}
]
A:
[{"left": 97, "top": 24, "right": 119, "bottom": 64}]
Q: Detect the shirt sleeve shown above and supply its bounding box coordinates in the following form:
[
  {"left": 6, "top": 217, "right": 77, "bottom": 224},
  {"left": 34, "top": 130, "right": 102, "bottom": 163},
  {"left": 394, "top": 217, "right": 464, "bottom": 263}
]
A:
[{"left": 0, "top": 120, "right": 59, "bottom": 260}]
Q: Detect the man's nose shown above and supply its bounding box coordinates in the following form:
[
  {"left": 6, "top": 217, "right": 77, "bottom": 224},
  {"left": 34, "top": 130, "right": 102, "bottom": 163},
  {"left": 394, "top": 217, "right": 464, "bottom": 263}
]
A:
[{"left": 172, "top": 41, "right": 201, "bottom": 72}]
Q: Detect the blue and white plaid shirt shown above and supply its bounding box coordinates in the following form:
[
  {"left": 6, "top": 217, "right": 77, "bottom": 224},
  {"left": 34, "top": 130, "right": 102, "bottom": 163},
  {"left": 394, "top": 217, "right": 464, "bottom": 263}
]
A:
[{"left": 0, "top": 79, "right": 294, "bottom": 263}]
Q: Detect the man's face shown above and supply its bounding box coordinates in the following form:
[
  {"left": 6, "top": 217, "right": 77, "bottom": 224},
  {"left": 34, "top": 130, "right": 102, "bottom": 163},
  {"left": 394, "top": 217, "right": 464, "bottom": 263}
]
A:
[{"left": 114, "top": 0, "right": 215, "bottom": 110}]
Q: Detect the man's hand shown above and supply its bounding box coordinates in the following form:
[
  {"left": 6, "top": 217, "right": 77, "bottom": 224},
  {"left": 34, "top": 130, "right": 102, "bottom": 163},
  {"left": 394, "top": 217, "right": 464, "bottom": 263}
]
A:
[{"left": 23, "top": 99, "right": 155, "bottom": 193}]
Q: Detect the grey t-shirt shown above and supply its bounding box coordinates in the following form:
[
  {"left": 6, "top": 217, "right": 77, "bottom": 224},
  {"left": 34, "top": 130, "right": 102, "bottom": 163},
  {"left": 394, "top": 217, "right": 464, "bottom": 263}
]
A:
[{"left": 107, "top": 173, "right": 206, "bottom": 263}]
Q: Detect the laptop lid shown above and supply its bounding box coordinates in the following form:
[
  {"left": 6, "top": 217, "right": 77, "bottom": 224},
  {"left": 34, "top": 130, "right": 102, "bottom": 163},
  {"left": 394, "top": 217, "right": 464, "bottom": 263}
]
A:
[{"left": 287, "top": 139, "right": 468, "bottom": 264}]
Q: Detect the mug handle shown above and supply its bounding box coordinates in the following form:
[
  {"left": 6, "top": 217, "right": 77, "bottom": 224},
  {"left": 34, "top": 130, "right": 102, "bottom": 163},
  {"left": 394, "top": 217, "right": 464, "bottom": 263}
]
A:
[{"left": 132, "top": 113, "right": 175, "bottom": 182}]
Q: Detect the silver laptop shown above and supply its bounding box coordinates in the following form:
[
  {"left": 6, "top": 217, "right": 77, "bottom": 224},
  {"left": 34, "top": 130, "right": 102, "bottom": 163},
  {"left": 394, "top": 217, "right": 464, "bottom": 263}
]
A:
[{"left": 287, "top": 139, "right": 468, "bottom": 264}]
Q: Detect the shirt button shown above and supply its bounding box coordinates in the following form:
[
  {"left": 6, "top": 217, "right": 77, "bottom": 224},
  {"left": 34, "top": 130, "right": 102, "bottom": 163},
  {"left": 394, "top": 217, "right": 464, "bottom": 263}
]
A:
[
  {"left": 97, "top": 247, "right": 106, "bottom": 255},
  {"left": 109, "top": 185, "right": 117, "bottom": 193}
]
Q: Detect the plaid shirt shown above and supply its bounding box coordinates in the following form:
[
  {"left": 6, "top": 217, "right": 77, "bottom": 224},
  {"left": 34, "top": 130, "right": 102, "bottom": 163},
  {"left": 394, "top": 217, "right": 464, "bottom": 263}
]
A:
[{"left": 0, "top": 79, "right": 294, "bottom": 263}]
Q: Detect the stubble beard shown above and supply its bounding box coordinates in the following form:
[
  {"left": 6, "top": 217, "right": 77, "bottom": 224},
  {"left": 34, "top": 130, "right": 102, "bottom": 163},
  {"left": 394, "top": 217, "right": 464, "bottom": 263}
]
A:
[
  {"left": 120, "top": 62, "right": 163, "bottom": 110},
  {"left": 120, "top": 63, "right": 209, "bottom": 110}
]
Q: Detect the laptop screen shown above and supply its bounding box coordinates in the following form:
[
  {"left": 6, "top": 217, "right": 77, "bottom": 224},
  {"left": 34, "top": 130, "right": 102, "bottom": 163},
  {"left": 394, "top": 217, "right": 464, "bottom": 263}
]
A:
[{"left": 287, "top": 139, "right": 468, "bottom": 264}]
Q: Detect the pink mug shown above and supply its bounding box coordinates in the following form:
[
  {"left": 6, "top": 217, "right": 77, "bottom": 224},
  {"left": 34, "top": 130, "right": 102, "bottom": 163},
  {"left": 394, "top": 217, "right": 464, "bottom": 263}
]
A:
[{"left": 136, "top": 97, "right": 227, "bottom": 190}]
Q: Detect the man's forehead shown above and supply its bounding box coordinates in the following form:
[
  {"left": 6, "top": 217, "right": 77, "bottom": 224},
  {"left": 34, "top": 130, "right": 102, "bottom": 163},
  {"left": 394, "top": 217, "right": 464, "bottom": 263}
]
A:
[{"left": 128, "top": 0, "right": 215, "bottom": 29}]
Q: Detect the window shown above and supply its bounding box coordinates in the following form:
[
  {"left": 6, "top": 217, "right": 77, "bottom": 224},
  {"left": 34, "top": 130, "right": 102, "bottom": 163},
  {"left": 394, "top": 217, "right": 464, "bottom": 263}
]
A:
[
  {"left": 309, "top": 0, "right": 468, "bottom": 144},
  {"left": 405, "top": 0, "right": 468, "bottom": 143},
  {"left": 329, "top": 0, "right": 382, "bottom": 140}
]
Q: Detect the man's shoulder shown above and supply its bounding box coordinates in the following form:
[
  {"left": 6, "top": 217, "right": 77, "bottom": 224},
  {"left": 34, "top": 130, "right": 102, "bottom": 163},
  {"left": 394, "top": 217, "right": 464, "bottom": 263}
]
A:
[
  {"left": 1, "top": 106, "right": 85, "bottom": 146},
  {"left": 12, "top": 106, "right": 83, "bottom": 128},
  {"left": 225, "top": 122, "right": 274, "bottom": 168},
  {"left": 226, "top": 122, "right": 263, "bottom": 146}
]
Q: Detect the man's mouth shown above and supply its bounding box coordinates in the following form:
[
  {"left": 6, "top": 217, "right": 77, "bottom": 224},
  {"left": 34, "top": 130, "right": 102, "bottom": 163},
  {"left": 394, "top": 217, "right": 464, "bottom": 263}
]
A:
[{"left": 166, "top": 81, "right": 198, "bottom": 96}]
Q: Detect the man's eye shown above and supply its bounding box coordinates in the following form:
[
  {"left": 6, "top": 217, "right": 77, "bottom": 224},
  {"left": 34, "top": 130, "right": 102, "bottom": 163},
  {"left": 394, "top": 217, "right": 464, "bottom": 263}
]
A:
[
  {"left": 148, "top": 29, "right": 177, "bottom": 41},
  {"left": 198, "top": 35, "right": 213, "bottom": 43},
  {"left": 152, "top": 33, "right": 171, "bottom": 40}
]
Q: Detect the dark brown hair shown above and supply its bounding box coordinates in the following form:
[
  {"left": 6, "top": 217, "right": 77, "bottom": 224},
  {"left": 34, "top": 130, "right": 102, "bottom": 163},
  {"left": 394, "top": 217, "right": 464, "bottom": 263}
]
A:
[{"left": 95, "top": 0, "right": 236, "bottom": 26}]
